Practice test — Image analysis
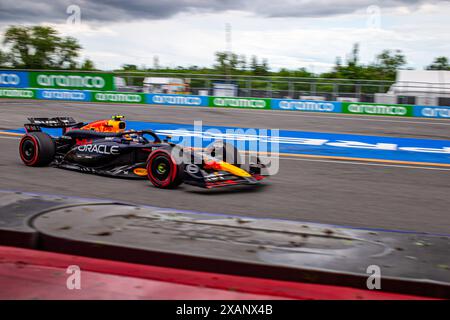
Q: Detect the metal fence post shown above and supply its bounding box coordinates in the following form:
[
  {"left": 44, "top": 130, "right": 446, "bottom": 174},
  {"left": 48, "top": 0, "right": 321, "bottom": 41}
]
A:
[
  {"left": 311, "top": 82, "right": 317, "bottom": 96},
  {"left": 356, "top": 83, "right": 362, "bottom": 101},
  {"left": 288, "top": 81, "right": 294, "bottom": 98}
]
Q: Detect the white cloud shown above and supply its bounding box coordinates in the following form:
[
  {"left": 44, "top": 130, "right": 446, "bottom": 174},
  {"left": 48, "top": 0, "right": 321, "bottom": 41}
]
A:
[{"left": 1, "top": 1, "right": 449, "bottom": 73}]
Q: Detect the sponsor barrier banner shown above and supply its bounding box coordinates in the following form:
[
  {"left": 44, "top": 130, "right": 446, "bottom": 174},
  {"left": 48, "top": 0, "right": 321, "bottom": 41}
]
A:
[
  {"left": 414, "top": 105, "right": 450, "bottom": 119},
  {"left": 146, "top": 93, "right": 208, "bottom": 106},
  {"left": 37, "top": 89, "right": 91, "bottom": 101},
  {"left": 92, "top": 91, "right": 145, "bottom": 104},
  {"left": 209, "top": 96, "right": 270, "bottom": 109},
  {"left": 0, "top": 88, "right": 36, "bottom": 99},
  {"left": 30, "top": 71, "right": 114, "bottom": 91},
  {"left": 342, "top": 102, "right": 413, "bottom": 117},
  {"left": 0, "top": 80, "right": 449, "bottom": 120},
  {"left": 271, "top": 99, "right": 342, "bottom": 113},
  {"left": 0, "top": 70, "right": 29, "bottom": 88}
]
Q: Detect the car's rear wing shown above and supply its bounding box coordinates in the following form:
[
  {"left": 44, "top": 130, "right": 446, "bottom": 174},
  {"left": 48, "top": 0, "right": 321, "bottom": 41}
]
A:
[{"left": 25, "top": 117, "right": 83, "bottom": 133}]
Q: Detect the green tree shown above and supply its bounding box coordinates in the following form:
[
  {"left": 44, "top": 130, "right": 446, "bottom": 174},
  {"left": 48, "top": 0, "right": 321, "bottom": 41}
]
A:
[
  {"left": 426, "top": 56, "right": 450, "bottom": 70},
  {"left": 214, "top": 51, "right": 227, "bottom": 73},
  {"left": 0, "top": 49, "right": 9, "bottom": 67},
  {"left": 347, "top": 43, "right": 360, "bottom": 67},
  {"left": 248, "top": 55, "right": 270, "bottom": 75},
  {"left": 374, "top": 49, "right": 406, "bottom": 79},
  {"left": 80, "top": 59, "right": 95, "bottom": 70},
  {"left": 57, "top": 37, "right": 81, "bottom": 69},
  {"left": 292, "top": 68, "right": 313, "bottom": 78},
  {"left": 260, "top": 58, "right": 269, "bottom": 75},
  {"left": 324, "top": 43, "right": 365, "bottom": 79},
  {"left": 238, "top": 54, "right": 247, "bottom": 71},
  {"left": 3, "top": 25, "right": 82, "bottom": 69},
  {"left": 250, "top": 55, "right": 258, "bottom": 73},
  {"left": 121, "top": 64, "right": 138, "bottom": 71},
  {"left": 325, "top": 45, "right": 407, "bottom": 81},
  {"left": 213, "top": 51, "right": 239, "bottom": 74}
]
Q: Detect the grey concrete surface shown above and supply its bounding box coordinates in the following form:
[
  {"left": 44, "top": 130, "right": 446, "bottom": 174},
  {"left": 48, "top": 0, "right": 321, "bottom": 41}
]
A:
[{"left": 0, "top": 99, "right": 449, "bottom": 234}]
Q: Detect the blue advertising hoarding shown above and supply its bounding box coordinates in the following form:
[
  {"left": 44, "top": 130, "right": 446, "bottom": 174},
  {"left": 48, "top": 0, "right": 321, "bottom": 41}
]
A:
[
  {"left": 0, "top": 70, "right": 29, "bottom": 88},
  {"left": 414, "top": 105, "right": 450, "bottom": 119},
  {"left": 146, "top": 93, "right": 208, "bottom": 106},
  {"left": 271, "top": 99, "right": 342, "bottom": 113},
  {"left": 37, "top": 89, "right": 91, "bottom": 101}
]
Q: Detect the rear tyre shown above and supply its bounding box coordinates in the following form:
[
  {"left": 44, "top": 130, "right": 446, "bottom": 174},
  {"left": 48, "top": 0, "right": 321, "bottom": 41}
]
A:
[
  {"left": 19, "top": 132, "right": 55, "bottom": 167},
  {"left": 146, "top": 149, "right": 183, "bottom": 189}
]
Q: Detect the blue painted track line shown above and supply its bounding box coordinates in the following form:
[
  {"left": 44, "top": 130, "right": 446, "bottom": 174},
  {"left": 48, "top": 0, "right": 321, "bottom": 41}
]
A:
[{"left": 6, "top": 120, "right": 450, "bottom": 165}]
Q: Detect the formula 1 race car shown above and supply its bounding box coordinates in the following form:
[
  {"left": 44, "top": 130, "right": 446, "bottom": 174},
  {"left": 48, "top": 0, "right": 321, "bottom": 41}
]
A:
[{"left": 18, "top": 116, "right": 266, "bottom": 189}]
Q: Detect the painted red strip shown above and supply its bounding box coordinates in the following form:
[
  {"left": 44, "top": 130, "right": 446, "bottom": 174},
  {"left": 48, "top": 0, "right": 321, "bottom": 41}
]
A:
[
  {"left": 0, "top": 261, "right": 283, "bottom": 300},
  {"left": 0, "top": 246, "right": 432, "bottom": 300}
]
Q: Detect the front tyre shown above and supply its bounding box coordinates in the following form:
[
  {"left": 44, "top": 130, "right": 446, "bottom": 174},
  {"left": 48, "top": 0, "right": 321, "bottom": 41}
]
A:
[
  {"left": 146, "top": 149, "right": 183, "bottom": 189},
  {"left": 19, "top": 132, "right": 55, "bottom": 167}
]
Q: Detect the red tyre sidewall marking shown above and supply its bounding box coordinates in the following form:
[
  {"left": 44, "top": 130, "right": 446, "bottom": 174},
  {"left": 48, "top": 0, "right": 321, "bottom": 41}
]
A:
[
  {"left": 147, "top": 150, "right": 177, "bottom": 187},
  {"left": 19, "top": 135, "right": 39, "bottom": 166}
]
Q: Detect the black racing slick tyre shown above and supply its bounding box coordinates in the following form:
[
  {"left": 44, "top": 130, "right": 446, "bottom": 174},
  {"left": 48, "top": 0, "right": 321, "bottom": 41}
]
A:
[
  {"left": 19, "top": 132, "right": 55, "bottom": 167},
  {"left": 146, "top": 149, "right": 183, "bottom": 189}
]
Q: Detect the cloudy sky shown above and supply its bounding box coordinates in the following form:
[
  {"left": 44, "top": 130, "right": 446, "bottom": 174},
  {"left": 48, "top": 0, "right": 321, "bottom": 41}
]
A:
[{"left": 0, "top": 0, "right": 449, "bottom": 73}]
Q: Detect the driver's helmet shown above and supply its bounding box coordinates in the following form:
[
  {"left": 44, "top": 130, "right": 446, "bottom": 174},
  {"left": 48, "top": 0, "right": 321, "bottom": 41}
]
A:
[{"left": 110, "top": 115, "right": 126, "bottom": 131}]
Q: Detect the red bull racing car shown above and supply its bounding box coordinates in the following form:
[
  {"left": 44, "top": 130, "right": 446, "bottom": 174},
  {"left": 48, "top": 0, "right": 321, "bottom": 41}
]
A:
[{"left": 18, "top": 116, "right": 266, "bottom": 189}]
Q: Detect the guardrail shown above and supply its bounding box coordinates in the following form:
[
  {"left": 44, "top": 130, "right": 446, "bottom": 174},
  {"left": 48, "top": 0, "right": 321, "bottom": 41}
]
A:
[{"left": 0, "top": 87, "right": 449, "bottom": 119}]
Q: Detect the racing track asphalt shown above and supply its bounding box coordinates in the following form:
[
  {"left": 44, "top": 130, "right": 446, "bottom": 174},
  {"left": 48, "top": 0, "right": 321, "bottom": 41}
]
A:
[{"left": 0, "top": 99, "right": 449, "bottom": 235}]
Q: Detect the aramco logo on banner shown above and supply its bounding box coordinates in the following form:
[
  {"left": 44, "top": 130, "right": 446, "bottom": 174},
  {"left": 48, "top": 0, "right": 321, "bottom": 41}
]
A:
[
  {"left": 0, "top": 71, "right": 29, "bottom": 88},
  {"left": 30, "top": 71, "right": 114, "bottom": 91}
]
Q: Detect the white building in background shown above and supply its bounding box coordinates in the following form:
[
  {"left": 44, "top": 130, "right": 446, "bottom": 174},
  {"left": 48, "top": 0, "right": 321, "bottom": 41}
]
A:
[
  {"left": 142, "top": 77, "right": 190, "bottom": 94},
  {"left": 376, "top": 70, "right": 450, "bottom": 106},
  {"left": 212, "top": 83, "right": 238, "bottom": 97}
]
